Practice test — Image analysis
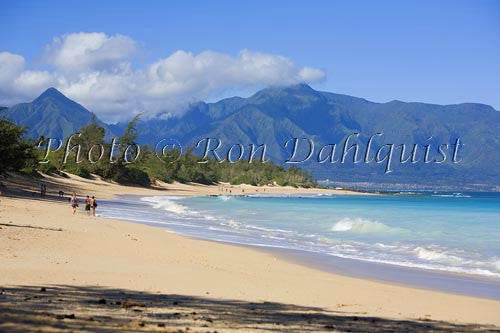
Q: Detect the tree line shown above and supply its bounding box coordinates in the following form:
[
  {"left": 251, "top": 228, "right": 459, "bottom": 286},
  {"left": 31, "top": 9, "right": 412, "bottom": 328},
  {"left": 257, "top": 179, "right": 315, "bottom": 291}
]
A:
[{"left": 0, "top": 117, "right": 316, "bottom": 188}]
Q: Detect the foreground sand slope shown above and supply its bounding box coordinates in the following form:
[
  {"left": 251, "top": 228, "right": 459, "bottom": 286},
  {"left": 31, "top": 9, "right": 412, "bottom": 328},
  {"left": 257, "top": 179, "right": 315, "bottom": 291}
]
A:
[{"left": 1, "top": 194, "right": 500, "bottom": 331}]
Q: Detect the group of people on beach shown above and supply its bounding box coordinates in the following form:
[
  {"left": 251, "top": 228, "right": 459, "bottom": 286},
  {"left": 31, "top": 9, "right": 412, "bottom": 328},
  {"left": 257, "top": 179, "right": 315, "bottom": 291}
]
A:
[
  {"left": 217, "top": 186, "right": 266, "bottom": 195},
  {"left": 70, "top": 192, "right": 98, "bottom": 216}
]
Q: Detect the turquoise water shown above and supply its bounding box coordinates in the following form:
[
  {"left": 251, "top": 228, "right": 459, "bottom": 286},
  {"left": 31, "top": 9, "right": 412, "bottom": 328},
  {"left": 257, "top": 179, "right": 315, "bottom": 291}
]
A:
[{"left": 100, "top": 192, "right": 500, "bottom": 279}]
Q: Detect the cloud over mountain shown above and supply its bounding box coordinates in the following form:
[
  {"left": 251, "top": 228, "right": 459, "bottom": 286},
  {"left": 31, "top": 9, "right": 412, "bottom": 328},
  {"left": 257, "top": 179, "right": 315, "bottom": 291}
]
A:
[
  {"left": 0, "top": 32, "right": 326, "bottom": 121},
  {"left": 44, "top": 32, "right": 137, "bottom": 73}
]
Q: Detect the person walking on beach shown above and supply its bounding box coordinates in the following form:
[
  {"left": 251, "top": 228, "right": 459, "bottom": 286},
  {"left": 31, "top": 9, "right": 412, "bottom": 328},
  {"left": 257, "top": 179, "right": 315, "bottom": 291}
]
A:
[
  {"left": 84, "top": 195, "right": 91, "bottom": 216},
  {"left": 70, "top": 192, "right": 78, "bottom": 215},
  {"left": 90, "top": 196, "right": 97, "bottom": 217}
]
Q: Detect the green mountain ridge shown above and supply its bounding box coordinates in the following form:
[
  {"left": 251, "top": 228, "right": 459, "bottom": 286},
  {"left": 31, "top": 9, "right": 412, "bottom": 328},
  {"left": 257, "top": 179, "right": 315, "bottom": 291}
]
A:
[{"left": 2, "top": 85, "right": 499, "bottom": 188}]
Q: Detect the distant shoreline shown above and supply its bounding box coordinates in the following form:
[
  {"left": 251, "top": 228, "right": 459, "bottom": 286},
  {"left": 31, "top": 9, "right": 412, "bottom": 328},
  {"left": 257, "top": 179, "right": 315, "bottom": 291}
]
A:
[{"left": 1, "top": 171, "right": 375, "bottom": 201}]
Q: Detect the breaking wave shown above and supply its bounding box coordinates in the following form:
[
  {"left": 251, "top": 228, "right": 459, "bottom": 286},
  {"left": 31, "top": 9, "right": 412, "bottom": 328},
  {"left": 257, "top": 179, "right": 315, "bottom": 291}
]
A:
[
  {"left": 331, "top": 218, "right": 394, "bottom": 233},
  {"left": 140, "top": 196, "right": 189, "bottom": 215}
]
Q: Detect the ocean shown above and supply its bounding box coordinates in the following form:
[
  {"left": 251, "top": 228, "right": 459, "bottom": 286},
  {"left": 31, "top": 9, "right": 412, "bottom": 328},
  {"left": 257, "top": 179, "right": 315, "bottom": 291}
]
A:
[{"left": 98, "top": 191, "right": 500, "bottom": 299}]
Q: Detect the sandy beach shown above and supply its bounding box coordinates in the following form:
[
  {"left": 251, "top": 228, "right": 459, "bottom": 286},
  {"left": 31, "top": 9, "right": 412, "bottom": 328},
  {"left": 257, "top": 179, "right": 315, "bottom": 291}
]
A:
[{"left": 1, "top": 173, "right": 499, "bottom": 332}]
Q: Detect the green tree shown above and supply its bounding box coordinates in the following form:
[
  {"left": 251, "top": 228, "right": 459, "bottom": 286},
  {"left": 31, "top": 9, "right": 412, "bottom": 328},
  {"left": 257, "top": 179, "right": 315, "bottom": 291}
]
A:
[
  {"left": 110, "top": 115, "right": 150, "bottom": 185},
  {"left": 49, "top": 117, "right": 107, "bottom": 177},
  {"left": 0, "top": 118, "right": 35, "bottom": 174}
]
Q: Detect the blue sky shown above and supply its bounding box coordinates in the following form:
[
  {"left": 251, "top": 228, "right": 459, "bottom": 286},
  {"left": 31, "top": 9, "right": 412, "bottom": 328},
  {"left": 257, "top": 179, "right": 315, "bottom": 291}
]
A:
[{"left": 1, "top": 0, "right": 499, "bottom": 120}]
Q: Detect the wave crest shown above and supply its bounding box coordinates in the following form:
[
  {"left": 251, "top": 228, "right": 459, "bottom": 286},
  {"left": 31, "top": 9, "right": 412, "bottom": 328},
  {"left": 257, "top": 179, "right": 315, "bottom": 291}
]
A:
[
  {"left": 331, "top": 218, "right": 392, "bottom": 233},
  {"left": 414, "top": 247, "right": 462, "bottom": 263},
  {"left": 218, "top": 195, "right": 233, "bottom": 202},
  {"left": 141, "top": 196, "right": 188, "bottom": 214}
]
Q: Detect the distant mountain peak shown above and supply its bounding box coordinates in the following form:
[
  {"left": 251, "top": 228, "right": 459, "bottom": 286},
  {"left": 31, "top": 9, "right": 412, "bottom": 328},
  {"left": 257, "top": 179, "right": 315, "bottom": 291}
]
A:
[
  {"left": 249, "top": 83, "right": 321, "bottom": 102},
  {"left": 4, "top": 87, "right": 110, "bottom": 139},
  {"left": 257, "top": 83, "right": 314, "bottom": 94},
  {"left": 32, "top": 87, "right": 93, "bottom": 114},
  {"left": 35, "top": 87, "right": 66, "bottom": 100},
  {"left": 290, "top": 82, "right": 315, "bottom": 91}
]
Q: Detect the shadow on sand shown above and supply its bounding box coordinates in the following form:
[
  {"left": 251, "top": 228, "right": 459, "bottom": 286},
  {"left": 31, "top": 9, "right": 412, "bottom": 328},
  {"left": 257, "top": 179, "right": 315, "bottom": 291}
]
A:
[{"left": 0, "top": 285, "right": 498, "bottom": 332}]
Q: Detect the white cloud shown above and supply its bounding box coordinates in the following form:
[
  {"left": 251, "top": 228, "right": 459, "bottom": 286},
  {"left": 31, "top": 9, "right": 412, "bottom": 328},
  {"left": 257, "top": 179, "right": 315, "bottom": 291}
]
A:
[
  {"left": 0, "top": 52, "right": 57, "bottom": 104},
  {"left": 298, "top": 67, "right": 326, "bottom": 82},
  {"left": 44, "top": 32, "right": 137, "bottom": 73},
  {"left": 14, "top": 71, "right": 57, "bottom": 94},
  {"left": 0, "top": 32, "right": 326, "bottom": 122},
  {"left": 0, "top": 52, "right": 25, "bottom": 84}
]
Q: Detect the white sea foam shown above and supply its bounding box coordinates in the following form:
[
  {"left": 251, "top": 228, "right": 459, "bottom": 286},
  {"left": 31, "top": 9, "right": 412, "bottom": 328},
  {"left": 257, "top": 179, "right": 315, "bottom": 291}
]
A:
[
  {"left": 222, "top": 219, "right": 240, "bottom": 228},
  {"left": 140, "top": 196, "right": 189, "bottom": 215},
  {"left": 431, "top": 193, "right": 472, "bottom": 198},
  {"left": 218, "top": 195, "right": 232, "bottom": 201},
  {"left": 331, "top": 218, "right": 393, "bottom": 233},
  {"left": 246, "top": 193, "right": 329, "bottom": 198},
  {"left": 375, "top": 242, "right": 398, "bottom": 249},
  {"left": 414, "top": 247, "right": 463, "bottom": 265}
]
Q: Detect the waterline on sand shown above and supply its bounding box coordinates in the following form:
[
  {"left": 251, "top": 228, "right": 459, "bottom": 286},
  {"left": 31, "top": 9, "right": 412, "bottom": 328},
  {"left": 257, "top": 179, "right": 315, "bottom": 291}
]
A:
[{"left": 98, "top": 192, "right": 500, "bottom": 299}]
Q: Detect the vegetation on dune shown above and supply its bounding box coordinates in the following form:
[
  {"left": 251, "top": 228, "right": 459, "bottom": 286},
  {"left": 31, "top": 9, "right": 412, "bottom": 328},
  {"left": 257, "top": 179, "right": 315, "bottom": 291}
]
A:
[
  {"left": 0, "top": 117, "right": 316, "bottom": 188},
  {"left": 0, "top": 118, "right": 36, "bottom": 175}
]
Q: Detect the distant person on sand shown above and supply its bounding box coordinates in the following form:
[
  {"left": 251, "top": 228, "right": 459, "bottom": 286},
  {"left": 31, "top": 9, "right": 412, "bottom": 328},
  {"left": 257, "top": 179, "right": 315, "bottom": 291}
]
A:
[
  {"left": 90, "top": 196, "right": 98, "bottom": 217},
  {"left": 84, "top": 196, "right": 91, "bottom": 216},
  {"left": 70, "top": 192, "right": 78, "bottom": 215},
  {"left": 58, "top": 190, "right": 64, "bottom": 198}
]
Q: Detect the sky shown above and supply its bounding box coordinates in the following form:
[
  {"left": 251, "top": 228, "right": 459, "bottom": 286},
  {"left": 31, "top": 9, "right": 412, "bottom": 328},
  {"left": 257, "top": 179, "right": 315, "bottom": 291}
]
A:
[{"left": 1, "top": 0, "right": 499, "bottom": 122}]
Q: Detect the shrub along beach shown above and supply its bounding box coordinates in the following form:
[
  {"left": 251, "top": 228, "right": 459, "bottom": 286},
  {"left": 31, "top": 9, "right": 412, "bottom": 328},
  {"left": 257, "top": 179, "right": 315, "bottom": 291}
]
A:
[{"left": 29, "top": 116, "right": 316, "bottom": 188}]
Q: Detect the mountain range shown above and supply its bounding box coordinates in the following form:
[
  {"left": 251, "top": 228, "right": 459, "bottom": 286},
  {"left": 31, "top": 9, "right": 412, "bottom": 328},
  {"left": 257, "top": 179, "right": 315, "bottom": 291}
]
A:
[{"left": 2, "top": 85, "right": 499, "bottom": 189}]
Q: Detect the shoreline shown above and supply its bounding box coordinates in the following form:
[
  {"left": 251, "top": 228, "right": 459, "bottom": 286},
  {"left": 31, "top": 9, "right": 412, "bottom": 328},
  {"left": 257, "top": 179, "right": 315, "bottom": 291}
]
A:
[
  {"left": 268, "top": 246, "right": 500, "bottom": 301},
  {"left": 104, "top": 194, "right": 500, "bottom": 301},
  {"left": 1, "top": 173, "right": 500, "bottom": 330}
]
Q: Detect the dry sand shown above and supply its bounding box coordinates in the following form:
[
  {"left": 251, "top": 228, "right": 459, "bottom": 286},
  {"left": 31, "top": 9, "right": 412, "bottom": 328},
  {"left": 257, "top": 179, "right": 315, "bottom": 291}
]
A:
[
  {"left": 2, "top": 172, "right": 369, "bottom": 199},
  {"left": 0, "top": 173, "right": 499, "bottom": 332}
]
